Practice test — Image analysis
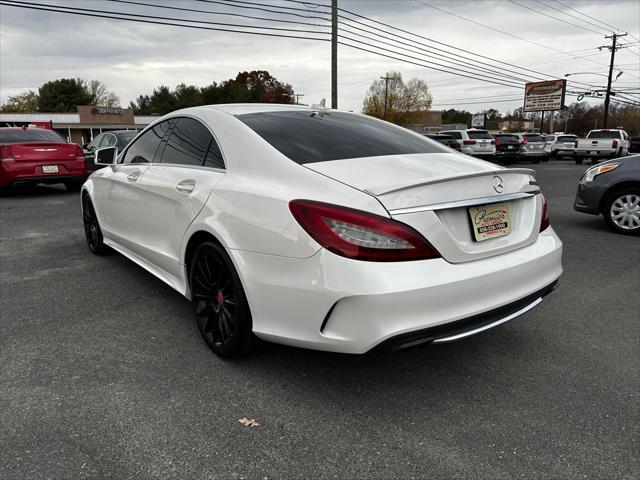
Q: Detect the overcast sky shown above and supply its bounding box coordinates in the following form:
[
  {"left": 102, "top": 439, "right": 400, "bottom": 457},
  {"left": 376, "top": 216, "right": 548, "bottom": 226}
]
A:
[{"left": 1, "top": 0, "right": 639, "bottom": 114}]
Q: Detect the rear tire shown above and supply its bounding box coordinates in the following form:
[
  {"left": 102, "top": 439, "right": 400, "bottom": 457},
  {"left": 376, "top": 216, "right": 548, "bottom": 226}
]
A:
[
  {"left": 190, "top": 242, "right": 256, "bottom": 357},
  {"left": 602, "top": 188, "right": 640, "bottom": 236},
  {"left": 532, "top": 159, "right": 541, "bottom": 164},
  {"left": 575, "top": 158, "right": 583, "bottom": 165},
  {"left": 82, "top": 194, "right": 109, "bottom": 254}
]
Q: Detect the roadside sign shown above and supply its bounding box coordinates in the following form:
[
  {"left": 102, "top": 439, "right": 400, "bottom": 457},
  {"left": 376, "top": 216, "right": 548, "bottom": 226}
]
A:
[
  {"left": 471, "top": 113, "right": 485, "bottom": 128},
  {"left": 523, "top": 79, "right": 566, "bottom": 112}
]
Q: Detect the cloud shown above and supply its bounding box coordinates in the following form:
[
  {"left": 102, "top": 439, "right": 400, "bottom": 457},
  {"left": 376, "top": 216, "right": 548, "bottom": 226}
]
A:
[{"left": 1, "top": 0, "right": 638, "bottom": 113}]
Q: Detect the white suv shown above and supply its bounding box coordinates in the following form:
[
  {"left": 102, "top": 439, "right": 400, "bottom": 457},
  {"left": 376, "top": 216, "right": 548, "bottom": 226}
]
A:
[
  {"left": 545, "top": 134, "right": 578, "bottom": 158},
  {"left": 440, "top": 129, "right": 496, "bottom": 159}
]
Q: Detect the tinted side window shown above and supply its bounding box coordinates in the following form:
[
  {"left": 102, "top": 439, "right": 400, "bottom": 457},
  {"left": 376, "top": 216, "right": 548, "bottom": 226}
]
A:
[
  {"left": 122, "top": 120, "right": 172, "bottom": 164},
  {"left": 204, "top": 137, "right": 225, "bottom": 169},
  {"left": 161, "top": 118, "right": 212, "bottom": 166}
]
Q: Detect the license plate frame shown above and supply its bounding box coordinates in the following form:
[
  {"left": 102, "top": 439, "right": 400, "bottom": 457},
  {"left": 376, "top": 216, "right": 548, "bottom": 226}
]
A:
[
  {"left": 42, "top": 165, "right": 59, "bottom": 174},
  {"left": 468, "top": 202, "right": 512, "bottom": 242}
]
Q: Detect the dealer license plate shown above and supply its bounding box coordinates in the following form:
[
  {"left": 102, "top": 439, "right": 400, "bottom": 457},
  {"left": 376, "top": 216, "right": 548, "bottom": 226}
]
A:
[
  {"left": 42, "top": 165, "right": 59, "bottom": 174},
  {"left": 468, "top": 202, "right": 512, "bottom": 241}
]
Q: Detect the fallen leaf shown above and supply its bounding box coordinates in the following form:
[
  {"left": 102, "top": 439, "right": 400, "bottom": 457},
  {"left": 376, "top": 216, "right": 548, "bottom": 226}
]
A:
[{"left": 239, "top": 417, "right": 260, "bottom": 428}]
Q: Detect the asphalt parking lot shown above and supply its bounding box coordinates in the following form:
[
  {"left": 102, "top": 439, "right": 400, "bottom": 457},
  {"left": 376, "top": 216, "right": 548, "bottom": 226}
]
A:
[{"left": 1, "top": 160, "right": 638, "bottom": 480}]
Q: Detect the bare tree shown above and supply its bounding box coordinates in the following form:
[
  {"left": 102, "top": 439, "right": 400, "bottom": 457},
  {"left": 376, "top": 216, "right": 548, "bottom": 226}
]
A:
[
  {"left": 362, "top": 71, "right": 432, "bottom": 125},
  {"left": 81, "top": 79, "right": 121, "bottom": 107}
]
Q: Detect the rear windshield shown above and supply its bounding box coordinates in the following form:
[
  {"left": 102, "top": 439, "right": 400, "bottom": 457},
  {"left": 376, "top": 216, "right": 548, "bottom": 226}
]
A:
[
  {"left": 587, "top": 130, "right": 621, "bottom": 139},
  {"left": 467, "top": 131, "right": 493, "bottom": 140},
  {"left": 494, "top": 134, "right": 518, "bottom": 140},
  {"left": 238, "top": 111, "right": 448, "bottom": 163},
  {"left": 0, "top": 129, "right": 66, "bottom": 144},
  {"left": 557, "top": 136, "right": 576, "bottom": 142},
  {"left": 525, "top": 134, "right": 544, "bottom": 142}
]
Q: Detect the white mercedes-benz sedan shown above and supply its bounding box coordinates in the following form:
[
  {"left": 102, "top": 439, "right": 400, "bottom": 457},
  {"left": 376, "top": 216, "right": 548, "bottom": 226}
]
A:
[{"left": 82, "top": 103, "right": 562, "bottom": 357}]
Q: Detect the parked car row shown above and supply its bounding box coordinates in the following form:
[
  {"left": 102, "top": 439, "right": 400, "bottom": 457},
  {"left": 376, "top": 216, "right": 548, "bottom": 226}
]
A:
[{"left": 423, "top": 128, "right": 633, "bottom": 165}]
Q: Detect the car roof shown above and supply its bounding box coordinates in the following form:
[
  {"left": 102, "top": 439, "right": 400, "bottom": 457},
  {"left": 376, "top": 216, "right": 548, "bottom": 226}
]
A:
[{"left": 199, "top": 103, "right": 316, "bottom": 116}]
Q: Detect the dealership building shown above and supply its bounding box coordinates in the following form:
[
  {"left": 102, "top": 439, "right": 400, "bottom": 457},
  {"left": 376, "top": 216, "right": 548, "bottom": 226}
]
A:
[{"left": 0, "top": 106, "right": 157, "bottom": 146}]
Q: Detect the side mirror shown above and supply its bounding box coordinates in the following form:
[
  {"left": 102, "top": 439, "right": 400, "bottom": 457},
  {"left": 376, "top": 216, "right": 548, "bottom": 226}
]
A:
[{"left": 95, "top": 146, "right": 118, "bottom": 166}]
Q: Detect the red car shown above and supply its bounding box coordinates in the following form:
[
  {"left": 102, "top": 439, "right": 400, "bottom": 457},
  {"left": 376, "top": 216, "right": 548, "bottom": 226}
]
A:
[{"left": 0, "top": 127, "right": 87, "bottom": 191}]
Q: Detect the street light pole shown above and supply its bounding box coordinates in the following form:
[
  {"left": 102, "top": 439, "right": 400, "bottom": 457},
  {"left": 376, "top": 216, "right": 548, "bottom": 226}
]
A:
[{"left": 602, "top": 32, "right": 626, "bottom": 128}]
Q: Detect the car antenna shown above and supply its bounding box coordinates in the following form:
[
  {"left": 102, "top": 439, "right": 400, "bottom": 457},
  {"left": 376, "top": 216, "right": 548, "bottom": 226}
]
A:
[{"left": 310, "top": 98, "right": 328, "bottom": 117}]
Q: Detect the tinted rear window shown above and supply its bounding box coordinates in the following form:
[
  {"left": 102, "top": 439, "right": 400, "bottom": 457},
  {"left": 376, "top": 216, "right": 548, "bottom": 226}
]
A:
[
  {"left": 557, "top": 136, "right": 576, "bottom": 142},
  {"left": 587, "top": 130, "right": 621, "bottom": 139},
  {"left": 238, "top": 111, "right": 448, "bottom": 164},
  {"left": 495, "top": 135, "right": 518, "bottom": 141},
  {"left": 467, "top": 131, "right": 493, "bottom": 140},
  {"left": 0, "top": 129, "right": 66, "bottom": 144},
  {"left": 525, "top": 134, "right": 543, "bottom": 142}
]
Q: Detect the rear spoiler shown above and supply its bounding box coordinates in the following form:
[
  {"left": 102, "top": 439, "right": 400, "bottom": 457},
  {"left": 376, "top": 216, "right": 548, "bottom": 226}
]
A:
[{"left": 364, "top": 168, "right": 536, "bottom": 196}]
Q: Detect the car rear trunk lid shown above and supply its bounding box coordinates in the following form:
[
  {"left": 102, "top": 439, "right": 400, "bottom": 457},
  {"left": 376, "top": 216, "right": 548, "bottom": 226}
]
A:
[
  {"left": 305, "top": 153, "right": 542, "bottom": 263},
  {"left": 8, "top": 142, "right": 80, "bottom": 162}
]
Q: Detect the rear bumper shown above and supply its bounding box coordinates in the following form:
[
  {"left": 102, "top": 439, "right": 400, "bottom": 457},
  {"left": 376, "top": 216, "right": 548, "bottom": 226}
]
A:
[
  {"left": 575, "top": 150, "right": 616, "bottom": 158},
  {"left": 231, "top": 227, "right": 563, "bottom": 354},
  {"left": 0, "top": 159, "right": 86, "bottom": 187},
  {"left": 376, "top": 280, "right": 558, "bottom": 352}
]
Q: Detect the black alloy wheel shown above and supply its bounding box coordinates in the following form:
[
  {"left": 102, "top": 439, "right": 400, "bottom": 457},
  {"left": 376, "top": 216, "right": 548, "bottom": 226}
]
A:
[
  {"left": 190, "top": 242, "right": 255, "bottom": 357},
  {"left": 82, "top": 194, "right": 108, "bottom": 254}
]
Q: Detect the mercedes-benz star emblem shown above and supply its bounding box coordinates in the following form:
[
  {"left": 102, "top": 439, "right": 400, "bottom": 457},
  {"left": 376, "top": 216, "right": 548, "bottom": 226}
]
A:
[{"left": 492, "top": 175, "right": 504, "bottom": 193}]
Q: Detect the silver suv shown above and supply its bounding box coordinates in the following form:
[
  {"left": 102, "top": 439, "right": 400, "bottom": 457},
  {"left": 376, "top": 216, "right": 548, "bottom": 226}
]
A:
[
  {"left": 440, "top": 129, "right": 496, "bottom": 159},
  {"left": 512, "top": 133, "right": 548, "bottom": 163}
]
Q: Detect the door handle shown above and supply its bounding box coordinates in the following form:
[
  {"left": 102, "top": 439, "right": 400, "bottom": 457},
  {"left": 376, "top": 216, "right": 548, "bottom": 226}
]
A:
[
  {"left": 176, "top": 180, "right": 196, "bottom": 193},
  {"left": 127, "top": 172, "right": 140, "bottom": 182}
]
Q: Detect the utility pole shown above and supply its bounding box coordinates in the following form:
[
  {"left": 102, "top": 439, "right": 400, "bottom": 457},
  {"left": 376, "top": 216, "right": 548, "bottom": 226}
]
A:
[
  {"left": 380, "top": 74, "right": 391, "bottom": 120},
  {"left": 331, "top": 0, "right": 337, "bottom": 109},
  {"left": 602, "top": 32, "right": 626, "bottom": 128},
  {"left": 540, "top": 111, "right": 545, "bottom": 133},
  {"left": 295, "top": 93, "right": 304, "bottom": 105}
]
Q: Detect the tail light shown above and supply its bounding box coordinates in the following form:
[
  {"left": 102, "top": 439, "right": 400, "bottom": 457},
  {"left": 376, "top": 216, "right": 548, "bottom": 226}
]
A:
[
  {"left": 491, "top": 139, "right": 497, "bottom": 145},
  {"left": 612, "top": 139, "right": 618, "bottom": 148},
  {"left": 74, "top": 145, "right": 85, "bottom": 161},
  {"left": 0, "top": 145, "right": 13, "bottom": 160},
  {"left": 463, "top": 140, "right": 476, "bottom": 145},
  {"left": 540, "top": 195, "right": 550, "bottom": 232},
  {"left": 289, "top": 200, "right": 439, "bottom": 262},
  {"left": 574, "top": 139, "right": 578, "bottom": 148},
  {"left": 451, "top": 142, "right": 461, "bottom": 150},
  {"left": 0, "top": 145, "right": 14, "bottom": 160}
]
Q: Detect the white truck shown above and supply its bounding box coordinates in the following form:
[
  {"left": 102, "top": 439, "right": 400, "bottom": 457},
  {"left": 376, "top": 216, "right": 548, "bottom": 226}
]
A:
[{"left": 574, "top": 129, "right": 630, "bottom": 164}]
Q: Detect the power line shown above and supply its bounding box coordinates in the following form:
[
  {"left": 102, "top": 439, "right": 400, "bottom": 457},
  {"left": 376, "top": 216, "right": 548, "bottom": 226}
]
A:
[
  {"left": 432, "top": 98, "right": 524, "bottom": 107},
  {"left": 341, "top": 3, "right": 602, "bottom": 91},
  {"left": 103, "top": 0, "right": 331, "bottom": 28},
  {"left": 0, "top": 0, "right": 527, "bottom": 90},
  {"left": 0, "top": 0, "right": 331, "bottom": 41},
  {"left": 6, "top": 0, "right": 330, "bottom": 35},
  {"left": 194, "top": 0, "right": 330, "bottom": 22},
  {"left": 533, "top": 0, "right": 607, "bottom": 35},
  {"left": 551, "top": 0, "right": 640, "bottom": 44},
  {"left": 337, "top": 26, "right": 531, "bottom": 85},
  {"left": 508, "top": 0, "right": 605, "bottom": 36},
  {"left": 414, "top": 0, "right": 608, "bottom": 70}
]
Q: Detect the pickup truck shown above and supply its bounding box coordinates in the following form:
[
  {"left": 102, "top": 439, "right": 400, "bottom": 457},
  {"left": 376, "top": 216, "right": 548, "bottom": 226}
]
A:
[{"left": 574, "top": 129, "right": 630, "bottom": 164}]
